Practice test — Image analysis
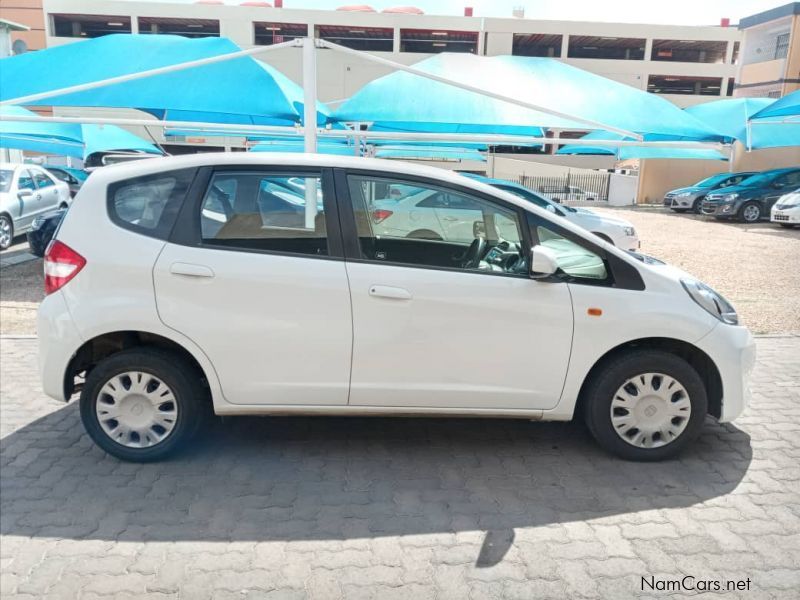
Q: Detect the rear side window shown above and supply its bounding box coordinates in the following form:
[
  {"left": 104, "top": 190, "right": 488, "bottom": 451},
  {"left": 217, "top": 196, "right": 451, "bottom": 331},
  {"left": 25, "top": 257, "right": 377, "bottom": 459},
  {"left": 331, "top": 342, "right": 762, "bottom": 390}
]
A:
[
  {"left": 33, "top": 170, "right": 56, "bottom": 188},
  {"left": 108, "top": 168, "right": 196, "bottom": 240}
]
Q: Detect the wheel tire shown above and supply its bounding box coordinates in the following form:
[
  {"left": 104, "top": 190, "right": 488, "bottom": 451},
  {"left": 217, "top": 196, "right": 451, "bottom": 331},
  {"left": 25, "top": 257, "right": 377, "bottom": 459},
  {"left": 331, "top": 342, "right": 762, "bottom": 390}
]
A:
[
  {"left": 671, "top": 208, "right": 688, "bottom": 213},
  {"left": 692, "top": 198, "right": 703, "bottom": 214},
  {"left": 738, "top": 202, "right": 761, "bottom": 223},
  {"left": 0, "top": 215, "right": 13, "bottom": 251},
  {"left": 583, "top": 350, "right": 707, "bottom": 461},
  {"left": 80, "top": 347, "right": 207, "bottom": 462},
  {"left": 779, "top": 223, "right": 796, "bottom": 229}
]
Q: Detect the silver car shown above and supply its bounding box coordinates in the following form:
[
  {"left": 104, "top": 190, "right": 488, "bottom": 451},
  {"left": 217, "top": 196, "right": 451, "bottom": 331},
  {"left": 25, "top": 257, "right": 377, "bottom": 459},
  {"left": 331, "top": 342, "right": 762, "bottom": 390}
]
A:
[
  {"left": 664, "top": 172, "right": 755, "bottom": 214},
  {"left": 0, "top": 163, "right": 71, "bottom": 250}
]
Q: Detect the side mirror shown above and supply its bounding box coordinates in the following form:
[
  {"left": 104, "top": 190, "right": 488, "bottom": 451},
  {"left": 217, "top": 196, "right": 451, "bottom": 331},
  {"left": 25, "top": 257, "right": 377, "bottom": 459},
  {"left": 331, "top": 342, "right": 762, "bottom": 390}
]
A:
[
  {"left": 530, "top": 245, "right": 559, "bottom": 279},
  {"left": 546, "top": 204, "right": 557, "bottom": 214},
  {"left": 17, "top": 189, "right": 32, "bottom": 199}
]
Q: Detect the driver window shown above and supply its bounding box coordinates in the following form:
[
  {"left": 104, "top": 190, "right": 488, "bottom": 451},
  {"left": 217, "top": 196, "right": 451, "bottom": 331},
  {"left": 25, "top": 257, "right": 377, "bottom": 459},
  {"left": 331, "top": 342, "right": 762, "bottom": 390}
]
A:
[{"left": 347, "top": 174, "right": 525, "bottom": 274}]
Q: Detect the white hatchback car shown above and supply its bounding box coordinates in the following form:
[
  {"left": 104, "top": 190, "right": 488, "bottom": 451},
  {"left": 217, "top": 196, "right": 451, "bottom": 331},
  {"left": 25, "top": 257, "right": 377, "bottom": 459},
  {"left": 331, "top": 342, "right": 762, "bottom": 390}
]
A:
[
  {"left": 38, "top": 154, "right": 755, "bottom": 462},
  {"left": 0, "top": 163, "right": 71, "bottom": 250}
]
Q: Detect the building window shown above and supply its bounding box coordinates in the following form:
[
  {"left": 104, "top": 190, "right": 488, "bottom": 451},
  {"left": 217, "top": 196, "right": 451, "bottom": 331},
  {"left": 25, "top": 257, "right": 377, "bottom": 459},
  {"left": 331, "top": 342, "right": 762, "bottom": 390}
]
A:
[
  {"left": 254, "top": 22, "right": 308, "bottom": 45},
  {"left": 651, "top": 39, "right": 727, "bottom": 63},
  {"left": 138, "top": 17, "right": 219, "bottom": 38},
  {"left": 647, "top": 75, "right": 722, "bottom": 96},
  {"left": 316, "top": 25, "right": 393, "bottom": 51},
  {"left": 567, "top": 36, "right": 645, "bottom": 60},
  {"left": 775, "top": 33, "right": 790, "bottom": 59},
  {"left": 726, "top": 79, "right": 735, "bottom": 96},
  {"left": 732, "top": 41, "right": 740, "bottom": 65},
  {"left": 399, "top": 29, "right": 478, "bottom": 53},
  {"left": 512, "top": 33, "right": 562, "bottom": 57},
  {"left": 51, "top": 14, "right": 132, "bottom": 38}
]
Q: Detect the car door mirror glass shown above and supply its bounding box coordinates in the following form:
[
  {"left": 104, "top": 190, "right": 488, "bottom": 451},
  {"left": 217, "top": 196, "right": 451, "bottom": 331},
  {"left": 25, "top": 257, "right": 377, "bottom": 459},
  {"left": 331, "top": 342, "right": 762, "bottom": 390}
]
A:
[{"left": 530, "top": 245, "right": 559, "bottom": 279}]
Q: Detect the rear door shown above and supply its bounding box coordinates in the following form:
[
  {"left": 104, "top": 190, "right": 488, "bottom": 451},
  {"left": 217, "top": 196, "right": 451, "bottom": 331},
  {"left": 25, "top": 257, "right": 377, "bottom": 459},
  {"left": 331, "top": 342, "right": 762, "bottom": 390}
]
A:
[
  {"left": 153, "top": 167, "right": 352, "bottom": 407},
  {"left": 31, "top": 168, "right": 63, "bottom": 214}
]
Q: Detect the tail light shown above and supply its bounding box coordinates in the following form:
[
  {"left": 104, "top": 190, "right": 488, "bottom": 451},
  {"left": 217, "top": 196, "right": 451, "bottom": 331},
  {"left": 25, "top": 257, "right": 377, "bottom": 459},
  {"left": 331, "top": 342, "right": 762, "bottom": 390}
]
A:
[
  {"left": 44, "top": 241, "right": 86, "bottom": 295},
  {"left": 372, "top": 209, "right": 394, "bottom": 223}
]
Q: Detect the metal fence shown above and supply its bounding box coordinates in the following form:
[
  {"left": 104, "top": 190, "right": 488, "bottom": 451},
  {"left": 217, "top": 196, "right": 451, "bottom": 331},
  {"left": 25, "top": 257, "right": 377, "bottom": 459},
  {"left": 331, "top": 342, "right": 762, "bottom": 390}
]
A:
[{"left": 516, "top": 171, "right": 611, "bottom": 204}]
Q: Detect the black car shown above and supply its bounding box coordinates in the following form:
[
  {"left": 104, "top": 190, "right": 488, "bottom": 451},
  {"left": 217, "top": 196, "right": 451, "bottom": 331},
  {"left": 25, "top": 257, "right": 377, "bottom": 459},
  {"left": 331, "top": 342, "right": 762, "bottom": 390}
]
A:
[
  {"left": 701, "top": 168, "right": 800, "bottom": 223},
  {"left": 26, "top": 208, "right": 66, "bottom": 257}
]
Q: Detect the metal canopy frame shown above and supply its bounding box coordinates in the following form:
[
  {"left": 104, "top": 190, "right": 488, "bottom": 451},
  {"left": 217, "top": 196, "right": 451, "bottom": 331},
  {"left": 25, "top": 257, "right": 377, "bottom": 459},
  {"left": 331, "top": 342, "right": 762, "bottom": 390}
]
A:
[{"left": 1, "top": 36, "right": 731, "bottom": 157}]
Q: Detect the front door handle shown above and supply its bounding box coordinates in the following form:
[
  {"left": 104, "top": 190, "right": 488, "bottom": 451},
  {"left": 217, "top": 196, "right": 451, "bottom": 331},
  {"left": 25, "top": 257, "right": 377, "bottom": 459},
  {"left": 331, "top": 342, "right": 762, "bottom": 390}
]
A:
[
  {"left": 170, "top": 262, "right": 215, "bottom": 278},
  {"left": 369, "top": 285, "right": 412, "bottom": 300}
]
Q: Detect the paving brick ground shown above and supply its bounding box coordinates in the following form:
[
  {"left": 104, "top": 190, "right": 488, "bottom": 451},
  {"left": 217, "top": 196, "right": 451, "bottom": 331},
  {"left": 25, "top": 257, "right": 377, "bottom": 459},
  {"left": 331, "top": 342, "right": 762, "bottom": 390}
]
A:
[{"left": 1, "top": 335, "right": 799, "bottom": 599}]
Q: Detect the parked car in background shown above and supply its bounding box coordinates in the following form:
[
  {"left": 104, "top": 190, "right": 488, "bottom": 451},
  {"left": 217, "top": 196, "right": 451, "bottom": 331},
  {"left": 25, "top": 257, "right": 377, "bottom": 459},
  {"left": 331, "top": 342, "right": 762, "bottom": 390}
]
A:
[
  {"left": 539, "top": 185, "right": 598, "bottom": 203},
  {"left": 0, "top": 162, "right": 71, "bottom": 250},
  {"left": 44, "top": 165, "right": 88, "bottom": 198},
  {"left": 664, "top": 172, "right": 756, "bottom": 214},
  {"left": 770, "top": 188, "right": 800, "bottom": 228},
  {"left": 39, "top": 153, "right": 754, "bottom": 463},
  {"left": 463, "top": 175, "right": 639, "bottom": 251},
  {"left": 27, "top": 207, "right": 67, "bottom": 257},
  {"left": 701, "top": 168, "right": 800, "bottom": 223}
]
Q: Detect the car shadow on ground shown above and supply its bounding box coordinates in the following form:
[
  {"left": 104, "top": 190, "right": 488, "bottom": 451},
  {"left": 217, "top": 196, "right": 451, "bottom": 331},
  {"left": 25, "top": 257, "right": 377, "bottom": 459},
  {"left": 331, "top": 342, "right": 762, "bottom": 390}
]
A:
[{"left": 0, "top": 403, "right": 752, "bottom": 566}]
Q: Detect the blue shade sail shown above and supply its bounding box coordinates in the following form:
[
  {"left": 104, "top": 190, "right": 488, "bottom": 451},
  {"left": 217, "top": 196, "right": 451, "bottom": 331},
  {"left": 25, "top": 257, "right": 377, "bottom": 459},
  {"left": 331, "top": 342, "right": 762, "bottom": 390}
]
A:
[
  {"left": 686, "top": 98, "right": 800, "bottom": 150},
  {"left": 333, "top": 53, "right": 721, "bottom": 140},
  {"left": 249, "top": 138, "right": 357, "bottom": 155},
  {"left": 751, "top": 89, "right": 800, "bottom": 120},
  {"left": 557, "top": 130, "right": 726, "bottom": 160},
  {"left": 373, "top": 146, "right": 486, "bottom": 161},
  {"left": 0, "top": 34, "right": 329, "bottom": 126},
  {"left": 0, "top": 106, "right": 161, "bottom": 159}
]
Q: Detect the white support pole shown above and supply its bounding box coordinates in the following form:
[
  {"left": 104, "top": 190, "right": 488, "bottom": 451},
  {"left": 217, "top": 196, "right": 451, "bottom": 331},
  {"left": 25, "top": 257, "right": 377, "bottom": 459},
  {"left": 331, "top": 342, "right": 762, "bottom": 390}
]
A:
[
  {"left": 302, "top": 37, "right": 318, "bottom": 153},
  {"left": 318, "top": 39, "right": 644, "bottom": 141},
  {"left": 729, "top": 143, "right": 736, "bottom": 172},
  {"left": 301, "top": 37, "right": 319, "bottom": 228},
  {"left": 0, "top": 39, "right": 302, "bottom": 107}
]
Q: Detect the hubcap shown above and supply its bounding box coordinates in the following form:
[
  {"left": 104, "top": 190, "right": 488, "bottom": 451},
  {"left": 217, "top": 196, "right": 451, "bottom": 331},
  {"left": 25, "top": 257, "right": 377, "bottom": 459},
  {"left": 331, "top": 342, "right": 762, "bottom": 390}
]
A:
[
  {"left": 610, "top": 373, "right": 691, "bottom": 449},
  {"left": 0, "top": 218, "right": 11, "bottom": 248},
  {"left": 95, "top": 371, "right": 178, "bottom": 448},
  {"left": 743, "top": 205, "right": 760, "bottom": 222}
]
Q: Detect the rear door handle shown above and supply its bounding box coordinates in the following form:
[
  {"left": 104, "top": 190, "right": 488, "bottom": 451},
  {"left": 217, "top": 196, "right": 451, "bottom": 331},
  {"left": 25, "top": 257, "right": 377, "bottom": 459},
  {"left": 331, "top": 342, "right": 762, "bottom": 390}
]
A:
[
  {"left": 369, "top": 285, "right": 412, "bottom": 300},
  {"left": 170, "top": 262, "right": 215, "bottom": 278}
]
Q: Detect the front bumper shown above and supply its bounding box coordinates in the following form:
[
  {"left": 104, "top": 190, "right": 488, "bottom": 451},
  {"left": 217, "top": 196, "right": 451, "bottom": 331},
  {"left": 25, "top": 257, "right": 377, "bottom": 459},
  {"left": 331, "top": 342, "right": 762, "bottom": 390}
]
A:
[
  {"left": 771, "top": 207, "right": 800, "bottom": 224},
  {"left": 38, "top": 291, "right": 84, "bottom": 402},
  {"left": 701, "top": 201, "right": 736, "bottom": 218},
  {"left": 696, "top": 324, "right": 756, "bottom": 423},
  {"left": 665, "top": 194, "right": 696, "bottom": 209}
]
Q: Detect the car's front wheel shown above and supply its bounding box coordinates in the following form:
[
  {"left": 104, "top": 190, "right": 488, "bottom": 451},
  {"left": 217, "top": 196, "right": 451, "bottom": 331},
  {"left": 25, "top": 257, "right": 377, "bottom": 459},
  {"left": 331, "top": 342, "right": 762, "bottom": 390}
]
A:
[
  {"left": 80, "top": 348, "right": 206, "bottom": 462},
  {"left": 739, "top": 202, "right": 762, "bottom": 223},
  {"left": 584, "top": 350, "right": 707, "bottom": 461},
  {"left": 692, "top": 198, "right": 704, "bottom": 213},
  {"left": 0, "top": 215, "right": 13, "bottom": 250}
]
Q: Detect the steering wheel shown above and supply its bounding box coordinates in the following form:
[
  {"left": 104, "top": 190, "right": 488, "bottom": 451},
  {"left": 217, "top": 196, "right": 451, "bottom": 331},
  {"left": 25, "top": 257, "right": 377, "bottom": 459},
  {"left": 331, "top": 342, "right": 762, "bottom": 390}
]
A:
[{"left": 461, "top": 237, "right": 488, "bottom": 269}]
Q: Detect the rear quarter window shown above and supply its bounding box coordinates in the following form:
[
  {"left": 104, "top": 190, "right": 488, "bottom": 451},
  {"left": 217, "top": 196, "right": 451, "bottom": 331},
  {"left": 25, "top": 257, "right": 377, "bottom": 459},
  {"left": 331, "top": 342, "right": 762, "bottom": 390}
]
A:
[{"left": 107, "top": 168, "right": 196, "bottom": 240}]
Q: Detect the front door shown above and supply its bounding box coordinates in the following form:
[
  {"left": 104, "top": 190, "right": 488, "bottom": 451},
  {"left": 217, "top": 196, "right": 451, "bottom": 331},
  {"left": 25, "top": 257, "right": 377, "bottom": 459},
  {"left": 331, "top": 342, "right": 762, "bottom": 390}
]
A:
[
  {"left": 339, "top": 171, "right": 574, "bottom": 411},
  {"left": 154, "top": 168, "right": 352, "bottom": 406}
]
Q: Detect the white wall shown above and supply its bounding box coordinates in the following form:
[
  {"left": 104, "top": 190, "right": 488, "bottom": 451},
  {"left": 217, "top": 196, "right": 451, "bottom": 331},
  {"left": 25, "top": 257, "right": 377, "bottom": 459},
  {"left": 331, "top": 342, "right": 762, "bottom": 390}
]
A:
[{"left": 608, "top": 173, "right": 638, "bottom": 206}]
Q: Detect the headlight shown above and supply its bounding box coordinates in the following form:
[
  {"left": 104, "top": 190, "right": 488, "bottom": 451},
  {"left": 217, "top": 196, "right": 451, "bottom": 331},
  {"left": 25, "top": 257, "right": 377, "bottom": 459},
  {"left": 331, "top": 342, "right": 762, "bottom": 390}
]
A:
[
  {"left": 681, "top": 278, "right": 738, "bottom": 325},
  {"left": 31, "top": 216, "right": 45, "bottom": 231},
  {"left": 777, "top": 201, "right": 799, "bottom": 209},
  {"left": 623, "top": 226, "right": 636, "bottom": 237},
  {"left": 676, "top": 192, "right": 692, "bottom": 197},
  {"left": 722, "top": 193, "right": 738, "bottom": 202}
]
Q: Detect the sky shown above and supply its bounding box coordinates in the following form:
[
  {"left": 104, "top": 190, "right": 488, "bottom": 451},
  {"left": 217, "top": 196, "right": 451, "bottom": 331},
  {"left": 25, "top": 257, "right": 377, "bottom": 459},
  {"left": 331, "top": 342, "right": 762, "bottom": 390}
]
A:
[{"left": 119, "top": 0, "right": 782, "bottom": 26}]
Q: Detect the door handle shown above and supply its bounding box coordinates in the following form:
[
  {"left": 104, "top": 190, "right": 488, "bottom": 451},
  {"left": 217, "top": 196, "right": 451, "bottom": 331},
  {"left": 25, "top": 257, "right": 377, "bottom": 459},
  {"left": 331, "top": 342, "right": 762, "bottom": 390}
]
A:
[
  {"left": 441, "top": 216, "right": 459, "bottom": 222},
  {"left": 369, "top": 285, "right": 412, "bottom": 300},
  {"left": 169, "top": 262, "right": 215, "bottom": 278}
]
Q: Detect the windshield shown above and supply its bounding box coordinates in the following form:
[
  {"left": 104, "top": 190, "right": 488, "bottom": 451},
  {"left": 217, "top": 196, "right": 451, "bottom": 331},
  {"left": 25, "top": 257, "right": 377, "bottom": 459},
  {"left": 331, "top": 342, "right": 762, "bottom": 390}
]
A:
[
  {"left": 0, "top": 169, "right": 12, "bottom": 193},
  {"left": 695, "top": 173, "right": 732, "bottom": 188}
]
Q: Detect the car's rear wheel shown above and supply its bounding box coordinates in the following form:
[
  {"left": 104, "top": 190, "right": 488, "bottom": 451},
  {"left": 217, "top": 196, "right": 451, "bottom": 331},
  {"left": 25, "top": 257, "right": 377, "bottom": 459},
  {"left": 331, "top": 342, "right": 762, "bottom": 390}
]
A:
[
  {"left": 406, "top": 229, "right": 443, "bottom": 241},
  {"left": 0, "top": 215, "right": 13, "bottom": 250},
  {"left": 739, "top": 202, "right": 761, "bottom": 223},
  {"left": 584, "top": 350, "right": 707, "bottom": 461},
  {"left": 80, "top": 348, "right": 206, "bottom": 462}
]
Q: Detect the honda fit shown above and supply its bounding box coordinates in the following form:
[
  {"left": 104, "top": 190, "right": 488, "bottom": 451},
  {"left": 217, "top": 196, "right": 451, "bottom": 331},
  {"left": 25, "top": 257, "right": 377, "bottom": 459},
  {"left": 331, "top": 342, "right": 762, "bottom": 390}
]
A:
[{"left": 38, "top": 154, "right": 755, "bottom": 462}]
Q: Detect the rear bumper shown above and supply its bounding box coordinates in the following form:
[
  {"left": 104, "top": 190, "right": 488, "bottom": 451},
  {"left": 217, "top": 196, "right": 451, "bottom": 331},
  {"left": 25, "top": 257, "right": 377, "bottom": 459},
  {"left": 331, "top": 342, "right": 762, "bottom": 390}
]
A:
[
  {"left": 696, "top": 324, "right": 756, "bottom": 423},
  {"left": 38, "top": 291, "right": 84, "bottom": 402}
]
